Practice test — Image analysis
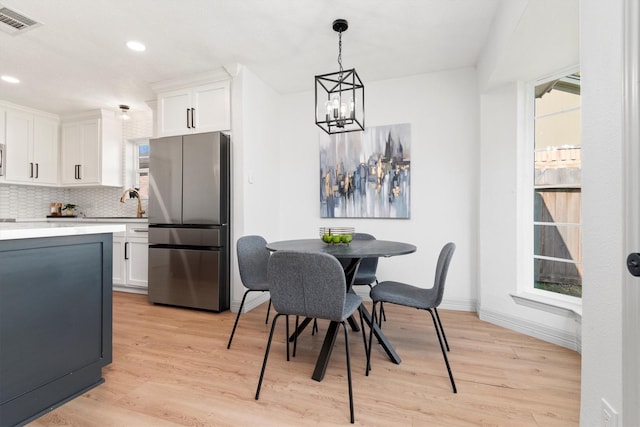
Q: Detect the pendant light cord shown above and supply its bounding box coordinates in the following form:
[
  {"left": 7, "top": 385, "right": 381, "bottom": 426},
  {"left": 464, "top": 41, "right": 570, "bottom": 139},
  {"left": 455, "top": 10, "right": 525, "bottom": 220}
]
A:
[{"left": 337, "top": 30, "right": 343, "bottom": 78}]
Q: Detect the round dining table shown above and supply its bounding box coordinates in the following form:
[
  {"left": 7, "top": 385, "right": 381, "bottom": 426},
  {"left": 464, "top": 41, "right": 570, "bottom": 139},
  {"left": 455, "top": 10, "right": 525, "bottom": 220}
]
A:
[{"left": 266, "top": 238, "right": 417, "bottom": 381}]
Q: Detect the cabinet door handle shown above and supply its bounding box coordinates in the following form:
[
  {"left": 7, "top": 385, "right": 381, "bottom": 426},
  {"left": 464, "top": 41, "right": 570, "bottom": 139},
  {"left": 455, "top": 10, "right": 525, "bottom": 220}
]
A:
[
  {"left": 74, "top": 165, "right": 78, "bottom": 179},
  {"left": 35, "top": 163, "right": 39, "bottom": 179},
  {"left": 124, "top": 242, "right": 129, "bottom": 260},
  {"left": 77, "top": 164, "right": 81, "bottom": 180},
  {"left": 30, "top": 162, "right": 33, "bottom": 178},
  {"left": 191, "top": 108, "right": 195, "bottom": 128},
  {"left": 186, "top": 108, "right": 191, "bottom": 129}
]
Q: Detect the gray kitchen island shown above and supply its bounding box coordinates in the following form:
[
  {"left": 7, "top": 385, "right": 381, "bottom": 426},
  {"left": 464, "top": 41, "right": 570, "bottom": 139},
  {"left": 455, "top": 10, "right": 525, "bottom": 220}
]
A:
[{"left": 0, "top": 222, "right": 125, "bottom": 427}]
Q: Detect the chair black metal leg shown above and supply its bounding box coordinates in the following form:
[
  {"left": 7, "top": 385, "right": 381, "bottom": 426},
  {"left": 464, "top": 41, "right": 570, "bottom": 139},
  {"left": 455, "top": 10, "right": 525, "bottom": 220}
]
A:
[
  {"left": 372, "top": 281, "right": 386, "bottom": 326},
  {"left": 312, "top": 318, "right": 318, "bottom": 335},
  {"left": 427, "top": 309, "right": 456, "bottom": 393},
  {"left": 265, "top": 299, "right": 272, "bottom": 324},
  {"left": 342, "top": 321, "right": 355, "bottom": 424},
  {"left": 433, "top": 307, "right": 450, "bottom": 352},
  {"left": 285, "top": 315, "right": 291, "bottom": 361},
  {"left": 366, "top": 302, "right": 378, "bottom": 375},
  {"left": 293, "top": 316, "right": 299, "bottom": 357},
  {"left": 227, "top": 289, "right": 251, "bottom": 349},
  {"left": 256, "top": 313, "right": 281, "bottom": 400},
  {"left": 358, "top": 306, "right": 368, "bottom": 362}
]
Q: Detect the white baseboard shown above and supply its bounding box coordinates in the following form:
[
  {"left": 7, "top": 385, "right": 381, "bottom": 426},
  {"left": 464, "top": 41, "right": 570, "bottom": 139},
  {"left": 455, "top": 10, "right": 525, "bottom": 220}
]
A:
[
  {"left": 439, "top": 298, "right": 477, "bottom": 312},
  {"left": 230, "top": 292, "right": 270, "bottom": 313},
  {"left": 113, "top": 285, "right": 148, "bottom": 295},
  {"left": 354, "top": 289, "right": 477, "bottom": 313},
  {"left": 478, "top": 307, "right": 581, "bottom": 352}
]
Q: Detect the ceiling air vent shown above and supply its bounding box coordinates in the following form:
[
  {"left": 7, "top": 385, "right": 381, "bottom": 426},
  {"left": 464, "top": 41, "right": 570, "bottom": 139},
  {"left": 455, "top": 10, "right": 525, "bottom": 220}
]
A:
[{"left": 0, "top": 5, "right": 41, "bottom": 35}]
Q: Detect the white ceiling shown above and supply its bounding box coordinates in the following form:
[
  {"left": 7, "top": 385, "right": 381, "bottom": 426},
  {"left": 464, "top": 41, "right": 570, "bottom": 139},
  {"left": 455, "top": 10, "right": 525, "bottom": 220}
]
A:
[{"left": 0, "top": 0, "right": 501, "bottom": 116}]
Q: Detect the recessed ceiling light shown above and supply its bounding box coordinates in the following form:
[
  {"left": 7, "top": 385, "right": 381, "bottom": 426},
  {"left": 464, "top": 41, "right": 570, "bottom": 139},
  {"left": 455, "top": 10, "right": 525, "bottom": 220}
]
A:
[
  {"left": 126, "top": 41, "right": 146, "bottom": 52},
  {"left": 1, "top": 75, "right": 20, "bottom": 84}
]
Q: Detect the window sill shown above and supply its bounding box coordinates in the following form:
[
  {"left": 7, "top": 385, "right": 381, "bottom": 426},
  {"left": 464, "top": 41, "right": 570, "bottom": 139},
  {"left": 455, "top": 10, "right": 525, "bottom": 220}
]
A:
[{"left": 510, "top": 292, "right": 582, "bottom": 321}]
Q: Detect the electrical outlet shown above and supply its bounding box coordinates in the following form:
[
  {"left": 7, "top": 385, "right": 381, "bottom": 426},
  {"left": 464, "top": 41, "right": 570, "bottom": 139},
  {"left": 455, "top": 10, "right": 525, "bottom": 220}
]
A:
[{"left": 601, "top": 398, "right": 618, "bottom": 427}]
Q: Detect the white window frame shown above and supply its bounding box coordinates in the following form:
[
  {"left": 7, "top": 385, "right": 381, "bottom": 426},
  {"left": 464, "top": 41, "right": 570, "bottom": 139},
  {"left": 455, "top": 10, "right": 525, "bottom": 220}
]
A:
[
  {"left": 512, "top": 66, "right": 582, "bottom": 318},
  {"left": 133, "top": 139, "right": 149, "bottom": 199}
]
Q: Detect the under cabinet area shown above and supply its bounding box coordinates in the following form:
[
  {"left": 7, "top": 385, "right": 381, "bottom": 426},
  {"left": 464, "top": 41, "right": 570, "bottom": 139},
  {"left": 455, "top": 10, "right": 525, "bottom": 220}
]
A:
[
  {"left": 4, "top": 106, "right": 59, "bottom": 185},
  {"left": 60, "top": 109, "right": 122, "bottom": 186},
  {"left": 156, "top": 80, "right": 230, "bottom": 137},
  {"left": 113, "top": 223, "right": 149, "bottom": 293}
]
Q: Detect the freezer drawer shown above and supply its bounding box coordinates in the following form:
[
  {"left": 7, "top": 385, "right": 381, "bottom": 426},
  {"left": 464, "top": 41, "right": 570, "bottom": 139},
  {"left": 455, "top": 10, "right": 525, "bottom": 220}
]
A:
[
  {"left": 148, "top": 247, "right": 225, "bottom": 311},
  {"left": 148, "top": 227, "right": 221, "bottom": 247}
]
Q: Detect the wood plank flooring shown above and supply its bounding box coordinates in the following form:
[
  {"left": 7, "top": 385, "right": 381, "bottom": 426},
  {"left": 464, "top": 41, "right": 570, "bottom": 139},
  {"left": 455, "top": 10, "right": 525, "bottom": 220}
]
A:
[{"left": 29, "top": 292, "right": 581, "bottom": 426}]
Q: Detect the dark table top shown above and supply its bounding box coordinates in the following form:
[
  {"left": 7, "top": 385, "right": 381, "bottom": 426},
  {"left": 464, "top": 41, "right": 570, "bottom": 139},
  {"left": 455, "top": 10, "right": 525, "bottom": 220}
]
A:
[{"left": 266, "top": 238, "right": 416, "bottom": 259}]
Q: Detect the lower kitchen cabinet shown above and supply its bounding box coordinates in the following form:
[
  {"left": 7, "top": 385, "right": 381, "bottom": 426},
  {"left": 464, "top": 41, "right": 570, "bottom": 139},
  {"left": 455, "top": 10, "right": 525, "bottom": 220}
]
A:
[{"left": 113, "top": 224, "right": 148, "bottom": 293}]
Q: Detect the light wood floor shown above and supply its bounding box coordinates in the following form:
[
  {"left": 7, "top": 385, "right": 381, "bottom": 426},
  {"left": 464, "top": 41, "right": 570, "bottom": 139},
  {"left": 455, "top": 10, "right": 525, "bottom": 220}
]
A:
[{"left": 30, "top": 292, "right": 581, "bottom": 426}]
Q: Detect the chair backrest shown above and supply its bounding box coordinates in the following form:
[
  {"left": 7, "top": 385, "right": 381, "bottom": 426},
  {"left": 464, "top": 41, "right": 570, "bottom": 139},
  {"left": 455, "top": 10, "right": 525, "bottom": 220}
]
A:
[
  {"left": 351, "top": 233, "right": 379, "bottom": 285},
  {"left": 267, "top": 251, "right": 347, "bottom": 322},
  {"left": 237, "top": 235, "right": 270, "bottom": 290},
  {"left": 431, "top": 242, "right": 456, "bottom": 307}
]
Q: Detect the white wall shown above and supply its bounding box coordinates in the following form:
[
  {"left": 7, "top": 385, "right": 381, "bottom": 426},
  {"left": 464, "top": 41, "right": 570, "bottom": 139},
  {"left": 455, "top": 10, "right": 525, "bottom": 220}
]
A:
[
  {"left": 478, "top": 81, "right": 582, "bottom": 348},
  {"left": 476, "top": 0, "right": 630, "bottom": 423},
  {"left": 580, "top": 0, "right": 626, "bottom": 424},
  {"left": 229, "top": 65, "right": 282, "bottom": 312},
  {"left": 273, "top": 68, "right": 479, "bottom": 308}
]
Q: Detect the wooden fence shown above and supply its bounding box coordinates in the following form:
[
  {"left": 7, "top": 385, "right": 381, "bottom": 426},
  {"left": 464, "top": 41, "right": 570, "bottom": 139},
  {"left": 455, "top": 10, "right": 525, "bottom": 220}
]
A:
[{"left": 534, "top": 147, "right": 582, "bottom": 286}]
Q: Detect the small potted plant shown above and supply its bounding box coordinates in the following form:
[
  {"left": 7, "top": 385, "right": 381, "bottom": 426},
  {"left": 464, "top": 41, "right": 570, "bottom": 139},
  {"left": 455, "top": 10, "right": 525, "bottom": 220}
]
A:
[{"left": 62, "top": 204, "right": 78, "bottom": 216}]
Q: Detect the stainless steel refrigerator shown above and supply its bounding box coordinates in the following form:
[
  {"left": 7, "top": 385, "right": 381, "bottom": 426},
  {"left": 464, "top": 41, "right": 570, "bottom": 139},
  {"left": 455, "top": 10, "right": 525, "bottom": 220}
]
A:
[{"left": 147, "top": 131, "right": 230, "bottom": 312}]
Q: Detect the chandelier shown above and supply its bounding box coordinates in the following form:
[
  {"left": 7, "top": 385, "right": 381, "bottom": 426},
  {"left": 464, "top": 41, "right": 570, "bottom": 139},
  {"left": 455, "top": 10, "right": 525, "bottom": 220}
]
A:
[{"left": 315, "top": 19, "right": 364, "bottom": 134}]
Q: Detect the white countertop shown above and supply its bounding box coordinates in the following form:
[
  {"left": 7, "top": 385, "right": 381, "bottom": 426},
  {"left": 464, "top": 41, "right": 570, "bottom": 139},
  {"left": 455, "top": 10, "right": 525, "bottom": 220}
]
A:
[{"left": 0, "top": 222, "right": 126, "bottom": 241}]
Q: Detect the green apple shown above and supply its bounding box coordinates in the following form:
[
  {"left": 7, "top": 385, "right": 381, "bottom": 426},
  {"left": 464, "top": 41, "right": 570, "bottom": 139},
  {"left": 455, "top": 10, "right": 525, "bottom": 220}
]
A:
[
  {"left": 341, "top": 234, "right": 353, "bottom": 244},
  {"left": 332, "top": 235, "right": 342, "bottom": 244},
  {"left": 322, "top": 233, "right": 332, "bottom": 243}
]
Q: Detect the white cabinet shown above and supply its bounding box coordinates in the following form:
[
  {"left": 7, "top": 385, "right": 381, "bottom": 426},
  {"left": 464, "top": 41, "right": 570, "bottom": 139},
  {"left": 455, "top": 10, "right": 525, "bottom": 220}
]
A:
[
  {"left": 113, "top": 223, "right": 148, "bottom": 293},
  {"left": 112, "top": 231, "right": 126, "bottom": 285},
  {"left": 0, "top": 107, "right": 5, "bottom": 145},
  {"left": 60, "top": 109, "right": 122, "bottom": 186},
  {"left": 4, "top": 108, "right": 58, "bottom": 185},
  {"left": 0, "top": 108, "right": 5, "bottom": 182},
  {"left": 157, "top": 80, "right": 230, "bottom": 137}
]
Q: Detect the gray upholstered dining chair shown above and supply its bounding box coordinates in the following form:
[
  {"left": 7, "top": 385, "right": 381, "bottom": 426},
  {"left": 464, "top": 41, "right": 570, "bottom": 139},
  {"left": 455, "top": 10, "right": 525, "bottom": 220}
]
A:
[
  {"left": 366, "top": 242, "right": 457, "bottom": 393},
  {"left": 227, "top": 235, "right": 272, "bottom": 349},
  {"left": 255, "top": 251, "right": 366, "bottom": 424}
]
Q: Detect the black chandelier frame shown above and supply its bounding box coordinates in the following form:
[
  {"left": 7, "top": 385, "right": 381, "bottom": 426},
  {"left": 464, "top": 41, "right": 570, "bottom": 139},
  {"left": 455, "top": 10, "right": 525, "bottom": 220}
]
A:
[{"left": 315, "top": 19, "right": 365, "bottom": 135}]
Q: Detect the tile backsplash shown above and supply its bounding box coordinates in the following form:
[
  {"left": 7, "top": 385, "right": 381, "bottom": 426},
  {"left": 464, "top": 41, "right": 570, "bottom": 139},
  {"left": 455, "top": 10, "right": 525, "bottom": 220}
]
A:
[
  {"left": 0, "top": 110, "right": 152, "bottom": 220},
  {"left": 0, "top": 184, "right": 148, "bottom": 219}
]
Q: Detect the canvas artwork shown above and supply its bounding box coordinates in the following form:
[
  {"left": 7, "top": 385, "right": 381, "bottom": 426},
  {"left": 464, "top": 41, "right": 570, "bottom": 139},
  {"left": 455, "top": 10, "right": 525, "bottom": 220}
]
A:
[{"left": 320, "top": 123, "right": 411, "bottom": 218}]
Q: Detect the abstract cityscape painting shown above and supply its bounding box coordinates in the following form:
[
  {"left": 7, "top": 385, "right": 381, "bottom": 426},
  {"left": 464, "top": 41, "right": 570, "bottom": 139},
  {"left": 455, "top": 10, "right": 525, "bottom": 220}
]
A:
[{"left": 320, "top": 123, "right": 411, "bottom": 218}]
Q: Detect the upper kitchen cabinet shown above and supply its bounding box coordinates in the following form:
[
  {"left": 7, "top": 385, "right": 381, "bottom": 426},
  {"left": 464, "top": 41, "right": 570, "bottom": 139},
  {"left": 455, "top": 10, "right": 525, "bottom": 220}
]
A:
[
  {"left": 3, "top": 104, "right": 59, "bottom": 186},
  {"left": 60, "top": 109, "right": 122, "bottom": 186},
  {"left": 153, "top": 70, "right": 231, "bottom": 137}
]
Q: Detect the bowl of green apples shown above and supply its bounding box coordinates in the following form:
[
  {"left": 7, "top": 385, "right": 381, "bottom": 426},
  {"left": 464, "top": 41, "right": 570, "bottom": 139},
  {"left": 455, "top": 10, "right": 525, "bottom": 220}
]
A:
[{"left": 319, "top": 227, "right": 354, "bottom": 245}]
